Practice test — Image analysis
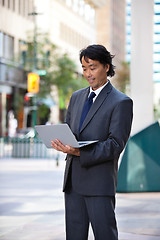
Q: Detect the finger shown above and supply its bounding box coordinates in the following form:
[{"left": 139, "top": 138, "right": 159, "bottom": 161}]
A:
[
  {"left": 51, "top": 140, "right": 68, "bottom": 153},
  {"left": 51, "top": 140, "right": 59, "bottom": 150},
  {"left": 55, "top": 139, "right": 64, "bottom": 147}
]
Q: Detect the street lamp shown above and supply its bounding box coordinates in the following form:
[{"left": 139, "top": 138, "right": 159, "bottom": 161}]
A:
[{"left": 28, "top": 11, "right": 42, "bottom": 129}]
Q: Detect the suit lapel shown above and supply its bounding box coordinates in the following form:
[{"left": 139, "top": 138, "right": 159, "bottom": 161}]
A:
[{"left": 79, "top": 82, "right": 113, "bottom": 133}]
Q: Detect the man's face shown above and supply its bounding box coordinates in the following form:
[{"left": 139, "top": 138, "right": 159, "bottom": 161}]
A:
[{"left": 81, "top": 57, "right": 109, "bottom": 91}]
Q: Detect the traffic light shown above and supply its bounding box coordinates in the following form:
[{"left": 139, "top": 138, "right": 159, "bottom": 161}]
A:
[
  {"left": 24, "top": 95, "right": 30, "bottom": 102},
  {"left": 27, "top": 72, "right": 40, "bottom": 93},
  {"left": 24, "top": 94, "right": 31, "bottom": 106}
]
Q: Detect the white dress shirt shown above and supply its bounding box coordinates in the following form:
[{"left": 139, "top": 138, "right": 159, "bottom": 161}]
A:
[{"left": 89, "top": 80, "right": 109, "bottom": 102}]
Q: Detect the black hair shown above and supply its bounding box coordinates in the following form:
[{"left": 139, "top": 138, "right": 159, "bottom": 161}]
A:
[{"left": 80, "top": 44, "right": 115, "bottom": 77}]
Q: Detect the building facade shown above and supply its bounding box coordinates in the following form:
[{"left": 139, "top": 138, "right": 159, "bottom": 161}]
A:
[
  {"left": 0, "top": 0, "right": 104, "bottom": 136},
  {"left": 153, "top": 0, "right": 160, "bottom": 116},
  {"left": 126, "top": 0, "right": 160, "bottom": 121},
  {"left": 0, "top": 0, "right": 126, "bottom": 136},
  {"left": 96, "top": 0, "right": 126, "bottom": 67},
  {"left": 0, "top": 0, "right": 34, "bottom": 136},
  {"left": 34, "top": 0, "right": 104, "bottom": 72}
]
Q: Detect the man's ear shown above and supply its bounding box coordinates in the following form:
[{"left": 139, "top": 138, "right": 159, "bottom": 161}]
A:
[{"left": 105, "top": 64, "right": 110, "bottom": 73}]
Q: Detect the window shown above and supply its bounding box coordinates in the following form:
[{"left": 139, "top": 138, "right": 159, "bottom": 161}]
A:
[
  {"left": 3, "top": 33, "right": 14, "bottom": 59},
  {"left": 13, "top": 0, "right": 15, "bottom": 11},
  {"left": 66, "top": 0, "right": 72, "bottom": 7},
  {"left": 8, "top": 0, "right": 10, "bottom": 8},
  {"left": 73, "top": 0, "right": 78, "bottom": 12},
  {"left": 19, "top": 40, "right": 27, "bottom": 65},
  {"left": 18, "top": 0, "right": 21, "bottom": 14},
  {"left": 0, "top": 32, "right": 4, "bottom": 57},
  {"left": 153, "top": 53, "right": 160, "bottom": 62}
]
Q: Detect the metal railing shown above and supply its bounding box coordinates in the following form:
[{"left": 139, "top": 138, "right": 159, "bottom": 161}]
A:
[{"left": 0, "top": 137, "right": 59, "bottom": 160}]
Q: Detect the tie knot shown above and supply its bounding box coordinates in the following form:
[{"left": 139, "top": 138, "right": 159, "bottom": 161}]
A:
[{"left": 88, "top": 92, "right": 96, "bottom": 101}]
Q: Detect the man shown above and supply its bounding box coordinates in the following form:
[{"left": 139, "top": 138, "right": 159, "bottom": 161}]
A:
[{"left": 51, "top": 44, "right": 133, "bottom": 240}]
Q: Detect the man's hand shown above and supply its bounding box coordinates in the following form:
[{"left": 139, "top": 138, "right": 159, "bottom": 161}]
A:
[{"left": 51, "top": 139, "right": 80, "bottom": 156}]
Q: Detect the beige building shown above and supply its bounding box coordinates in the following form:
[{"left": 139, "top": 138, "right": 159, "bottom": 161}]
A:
[
  {"left": 34, "top": 0, "right": 107, "bottom": 72},
  {"left": 96, "top": 0, "right": 126, "bottom": 67},
  {"left": 0, "top": 0, "right": 34, "bottom": 56},
  {"left": 34, "top": 0, "right": 108, "bottom": 122},
  {"left": 34, "top": 0, "right": 126, "bottom": 70},
  {"left": 0, "top": 0, "right": 35, "bottom": 136}
]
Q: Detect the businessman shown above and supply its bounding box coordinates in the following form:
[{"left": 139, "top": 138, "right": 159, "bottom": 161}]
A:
[{"left": 51, "top": 44, "right": 133, "bottom": 240}]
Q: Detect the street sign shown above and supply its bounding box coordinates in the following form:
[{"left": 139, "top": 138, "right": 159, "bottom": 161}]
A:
[
  {"left": 27, "top": 73, "right": 40, "bottom": 93},
  {"left": 34, "top": 69, "right": 47, "bottom": 76}
]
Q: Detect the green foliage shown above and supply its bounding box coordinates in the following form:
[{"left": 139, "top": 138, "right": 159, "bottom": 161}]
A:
[
  {"left": 112, "top": 62, "right": 130, "bottom": 94},
  {"left": 21, "top": 31, "right": 88, "bottom": 111},
  {"left": 37, "top": 104, "right": 50, "bottom": 124},
  {"left": 51, "top": 54, "right": 87, "bottom": 109}
]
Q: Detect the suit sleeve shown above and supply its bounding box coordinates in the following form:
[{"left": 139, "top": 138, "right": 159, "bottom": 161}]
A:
[
  {"left": 64, "top": 94, "right": 73, "bottom": 125},
  {"left": 79, "top": 98, "right": 133, "bottom": 168}
]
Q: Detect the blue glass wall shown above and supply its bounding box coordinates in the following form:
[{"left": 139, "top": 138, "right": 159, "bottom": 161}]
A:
[{"left": 126, "top": 0, "right": 160, "bottom": 82}]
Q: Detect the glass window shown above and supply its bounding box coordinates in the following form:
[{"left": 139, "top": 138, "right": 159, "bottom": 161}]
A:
[
  {"left": 154, "top": 4, "right": 160, "bottom": 14},
  {"left": 19, "top": 0, "right": 21, "bottom": 14},
  {"left": 79, "top": 0, "right": 85, "bottom": 16},
  {"left": 126, "top": 35, "right": 131, "bottom": 43},
  {"left": 154, "top": 24, "right": 160, "bottom": 34},
  {"left": 126, "top": 16, "right": 131, "bottom": 24},
  {"left": 153, "top": 73, "right": 160, "bottom": 82},
  {"left": 127, "top": 0, "right": 132, "bottom": 4},
  {"left": 126, "top": 54, "right": 131, "bottom": 63},
  {"left": 13, "top": 0, "right": 15, "bottom": 11},
  {"left": 153, "top": 63, "right": 160, "bottom": 72},
  {"left": 154, "top": 43, "right": 160, "bottom": 52},
  {"left": 153, "top": 53, "right": 160, "bottom": 62},
  {"left": 126, "top": 25, "right": 131, "bottom": 34},
  {"left": 0, "top": 32, "right": 4, "bottom": 57},
  {"left": 66, "top": 0, "right": 72, "bottom": 7},
  {"left": 154, "top": 33, "right": 160, "bottom": 43},
  {"left": 126, "top": 6, "right": 131, "bottom": 15},
  {"left": 154, "top": 15, "right": 160, "bottom": 24},
  {"left": 73, "top": 0, "right": 78, "bottom": 12},
  {"left": 84, "top": 4, "right": 90, "bottom": 21},
  {"left": 4, "top": 34, "right": 14, "bottom": 59}
]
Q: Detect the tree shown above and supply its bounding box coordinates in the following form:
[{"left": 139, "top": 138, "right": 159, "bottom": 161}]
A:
[
  {"left": 52, "top": 54, "right": 87, "bottom": 104},
  {"left": 112, "top": 62, "right": 130, "bottom": 94},
  {"left": 53, "top": 53, "right": 88, "bottom": 121},
  {"left": 21, "top": 32, "right": 87, "bottom": 122}
]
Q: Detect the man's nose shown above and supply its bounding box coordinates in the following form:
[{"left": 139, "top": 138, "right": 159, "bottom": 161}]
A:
[{"left": 86, "top": 69, "right": 92, "bottom": 78}]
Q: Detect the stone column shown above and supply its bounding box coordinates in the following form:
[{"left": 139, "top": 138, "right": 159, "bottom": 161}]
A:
[{"left": 130, "top": 0, "right": 154, "bottom": 134}]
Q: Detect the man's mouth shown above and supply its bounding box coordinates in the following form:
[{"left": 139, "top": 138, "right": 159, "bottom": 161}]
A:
[{"left": 88, "top": 78, "right": 95, "bottom": 84}]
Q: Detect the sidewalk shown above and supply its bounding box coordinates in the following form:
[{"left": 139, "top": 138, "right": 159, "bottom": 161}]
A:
[{"left": 0, "top": 157, "right": 160, "bottom": 240}]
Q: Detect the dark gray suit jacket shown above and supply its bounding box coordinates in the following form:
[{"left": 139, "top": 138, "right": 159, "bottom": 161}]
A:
[{"left": 63, "top": 81, "right": 133, "bottom": 196}]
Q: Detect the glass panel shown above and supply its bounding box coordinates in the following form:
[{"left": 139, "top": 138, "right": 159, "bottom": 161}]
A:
[{"left": 0, "top": 32, "right": 3, "bottom": 57}]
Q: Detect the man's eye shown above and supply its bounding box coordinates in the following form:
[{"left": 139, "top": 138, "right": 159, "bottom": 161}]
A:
[{"left": 83, "top": 69, "right": 86, "bottom": 71}]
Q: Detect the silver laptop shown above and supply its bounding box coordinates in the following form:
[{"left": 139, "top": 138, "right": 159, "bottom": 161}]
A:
[{"left": 35, "top": 124, "right": 98, "bottom": 148}]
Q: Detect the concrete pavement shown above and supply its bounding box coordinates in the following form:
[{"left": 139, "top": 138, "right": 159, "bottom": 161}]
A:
[{"left": 0, "top": 157, "right": 160, "bottom": 240}]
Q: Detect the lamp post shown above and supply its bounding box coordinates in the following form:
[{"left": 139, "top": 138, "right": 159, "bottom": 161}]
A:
[
  {"left": 26, "top": 11, "right": 48, "bottom": 129},
  {"left": 28, "top": 11, "right": 41, "bottom": 129}
]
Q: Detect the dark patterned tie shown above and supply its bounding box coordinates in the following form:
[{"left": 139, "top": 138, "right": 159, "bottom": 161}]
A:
[{"left": 79, "top": 92, "right": 96, "bottom": 131}]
